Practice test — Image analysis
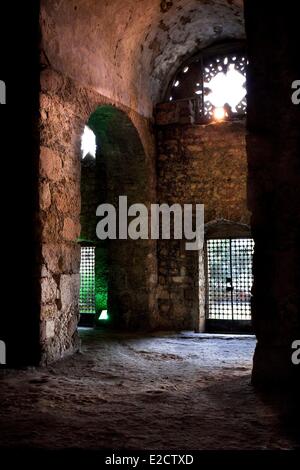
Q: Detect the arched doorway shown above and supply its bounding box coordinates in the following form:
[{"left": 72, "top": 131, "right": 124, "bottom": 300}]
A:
[{"left": 79, "top": 106, "right": 154, "bottom": 330}]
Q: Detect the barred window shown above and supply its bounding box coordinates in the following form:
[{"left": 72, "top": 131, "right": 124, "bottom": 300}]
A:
[
  {"left": 79, "top": 246, "right": 96, "bottom": 314},
  {"left": 206, "top": 238, "right": 254, "bottom": 321}
]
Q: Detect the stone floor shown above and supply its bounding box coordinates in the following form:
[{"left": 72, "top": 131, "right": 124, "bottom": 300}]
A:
[{"left": 0, "top": 329, "right": 298, "bottom": 450}]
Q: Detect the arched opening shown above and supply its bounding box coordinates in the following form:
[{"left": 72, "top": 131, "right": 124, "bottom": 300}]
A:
[
  {"left": 78, "top": 106, "right": 153, "bottom": 330},
  {"left": 166, "top": 41, "right": 247, "bottom": 123}
]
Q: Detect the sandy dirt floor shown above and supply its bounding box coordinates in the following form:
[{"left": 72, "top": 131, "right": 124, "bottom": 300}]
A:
[{"left": 0, "top": 329, "right": 298, "bottom": 450}]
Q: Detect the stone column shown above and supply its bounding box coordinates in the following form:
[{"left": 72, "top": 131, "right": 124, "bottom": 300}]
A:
[
  {"left": 39, "top": 68, "right": 84, "bottom": 363},
  {"left": 244, "top": 1, "right": 300, "bottom": 386}
]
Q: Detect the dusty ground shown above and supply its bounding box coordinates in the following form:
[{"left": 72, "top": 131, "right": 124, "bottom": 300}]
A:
[{"left": 0, "top": 330, "right": 298, "bottom": 450}]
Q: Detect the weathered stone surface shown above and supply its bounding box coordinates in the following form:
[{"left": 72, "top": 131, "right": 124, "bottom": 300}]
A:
[
  {"left": 40, "top": 68, "right": 65, "bottom": 94},
  {"left": 60, "top": 274, "right": 80, "bottom": 312},
  {"left": 41, "top": 272, "right": 59, "bottom": 305},
  {"left": 41, "top": 210, "right": 62, "bottom": 242},
  {"left": 45, "top": 320, "right": 55, "bottom": 339},
  {"left": 40, "top": 182, "right": 52, "bottom": 210},
  {"left": 156, "top": 102, "right": 180, "bottom": 125},
  {"left": 63, "top": 217, "right": 81, "bottom": 241},
  {"left": 40, "top": 0, "right": 244, "bottom": 116},
  {"left": 41, "top": 303, "right": 58, "bottom": 320},
  {"left": 156, "top": 100, "right": 195, "bottom": 125},
  {"left": 54, "top": 181, "right": 81, "bottom": 215},
  {"left": 42, "top": 243, "right": 80, "bottom": 274},
  {"left": 156, "top": 120, "right": 249, "bottom": 330},
  {"left": 40, "top": 146, "right": 63, "bottom": 181}
]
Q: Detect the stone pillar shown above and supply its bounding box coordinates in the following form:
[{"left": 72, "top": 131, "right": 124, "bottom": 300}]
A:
[
  {"left": 39, "top": 68, "right": 83, "bottom": 363},
  {"left": 244, "top": 1, "right": 300, "bottom": 386}
]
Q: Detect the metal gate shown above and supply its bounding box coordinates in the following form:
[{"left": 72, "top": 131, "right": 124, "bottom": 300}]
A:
[
  {"left": 79, "top": 246, "right": 96, "bottom": 315},
  {"left": 206, "top": 238, "right": 254, "bottom": 322}
]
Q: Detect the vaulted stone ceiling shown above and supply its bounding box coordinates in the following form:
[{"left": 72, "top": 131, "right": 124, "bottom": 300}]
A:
[{"left": 41, "top": 0, "right": 244, "bottom": 117}]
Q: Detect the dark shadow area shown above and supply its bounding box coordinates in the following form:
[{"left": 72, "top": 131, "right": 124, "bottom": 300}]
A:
[
  {"left": 244, "top": 0, "right": 300, "bottom": 388},
  {"left": 0, "top": 1, "right": 41, "bottom": 367},
  {"left": 255, "top": 385, "right": 300, "bottom": 448}
]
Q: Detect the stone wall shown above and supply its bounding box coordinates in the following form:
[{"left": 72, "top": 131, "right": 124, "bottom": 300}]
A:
[
  {"left": 156, "top": 118, "right": 250, "bottom": 330},
  {"left": 39, "top": 65, "right": 157, "bottom": 363},
  {"left": 39, "top": 78, "right": 82, "bottom": 363}
]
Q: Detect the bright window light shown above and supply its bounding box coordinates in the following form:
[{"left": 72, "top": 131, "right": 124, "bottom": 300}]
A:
[
  {"left": 204, "top": 64, "right": 246, "bottom": 113},
  {"left": 81, "top": 125, "right": 96, "bottom": 159},
  {"left": 98, "top": 310, "right": 109, "bottom": 321},
  {"left": 213, "top": 107, "right": 226, "bottom": 121}
]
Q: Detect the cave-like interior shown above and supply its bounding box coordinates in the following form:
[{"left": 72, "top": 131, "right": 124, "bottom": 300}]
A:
[{"left": 0, "top": 0, "right": 299, "bottom": 452}]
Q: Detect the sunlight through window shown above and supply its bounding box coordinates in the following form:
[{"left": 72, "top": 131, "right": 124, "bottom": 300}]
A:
[
  {"left": 204, "top": 64, "right": 246, "bottom": 113},
  {"left": 81, "top": 125, "right": 97, "bottom": 159},
  {"left": 166, "top": 45, "right": 247, "bottom": 122},
  {"left": 98, "top": 310, "right": 109, "bottom": 321}
]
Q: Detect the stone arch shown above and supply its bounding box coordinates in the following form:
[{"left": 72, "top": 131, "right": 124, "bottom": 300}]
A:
[
  {"left": 205, "top": 219, "right": 251, "bottom": 239},
  {"left": 38, "top": 69, "right": 157, "bottom": 364},
  {"left": 79, "top": 105, "right": 154, "bottom": 329}
]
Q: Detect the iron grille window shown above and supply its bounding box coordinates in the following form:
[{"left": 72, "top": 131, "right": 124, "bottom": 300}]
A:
[
  {"left": 79, "top": 246, "right": 96, "bottom": 314},
  {"left": 166, "top": 43, "right": 247, "bottom": 123},
  {"left": 206, "top": 238, "right": 254, "bottom": 321}
]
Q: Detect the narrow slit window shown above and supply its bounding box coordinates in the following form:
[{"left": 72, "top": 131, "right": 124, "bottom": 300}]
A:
[
  {"left": 81, "top": 125, "right": 97, "bottom": 159},
  {"left": 79, "top": 246, "right": 96, "bottom": 314}
]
